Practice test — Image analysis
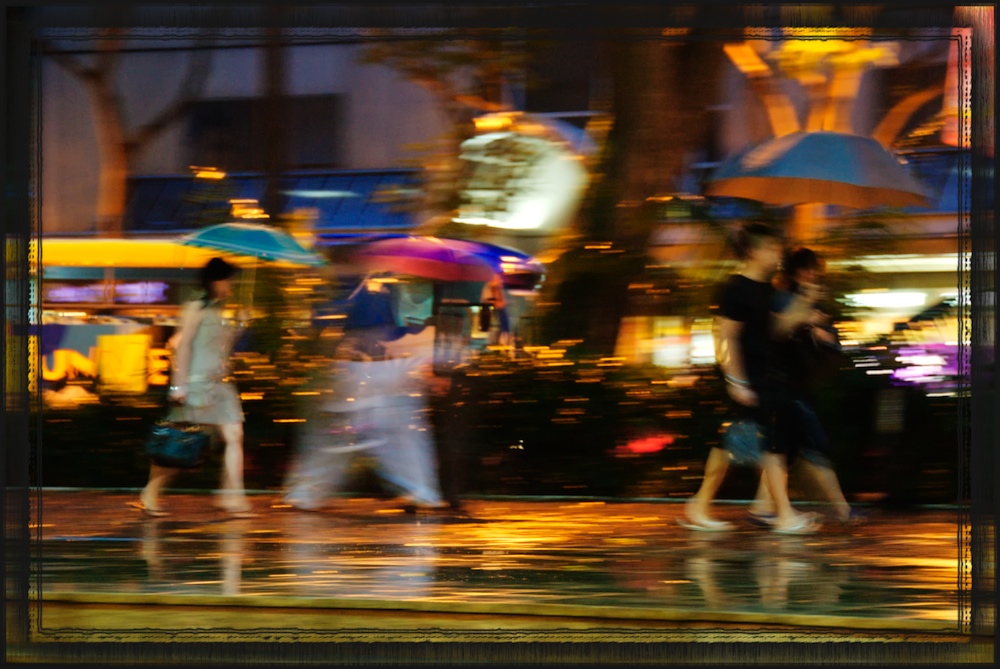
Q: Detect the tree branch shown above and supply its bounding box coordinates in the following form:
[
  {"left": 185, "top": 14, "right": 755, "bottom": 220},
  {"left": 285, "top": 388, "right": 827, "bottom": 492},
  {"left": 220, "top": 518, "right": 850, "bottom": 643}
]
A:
[
  {"left": 42, "top": 39, "right": 98, "bottom": 81},
  {"left": 125, "top": 35, "right": 214, "bottom": 156},
  {"left": 94, "top": 27, "right": 126, "bottom": 78}
]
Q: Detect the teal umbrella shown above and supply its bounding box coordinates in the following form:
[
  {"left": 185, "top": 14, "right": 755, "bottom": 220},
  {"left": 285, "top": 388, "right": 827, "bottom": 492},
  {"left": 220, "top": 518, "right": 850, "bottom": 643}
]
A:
[
  {"left": 705, "top": 131, "right": 932, "bottom": 210},
  {"left": 179, "top": 222, "right": 326, "bottom": 267}
]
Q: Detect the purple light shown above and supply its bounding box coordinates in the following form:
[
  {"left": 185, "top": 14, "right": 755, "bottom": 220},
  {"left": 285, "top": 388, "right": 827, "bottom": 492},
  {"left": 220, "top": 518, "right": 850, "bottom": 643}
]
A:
[
  {"left": 45, "top": 284, "right": 105, "bottom": 303},
  {"left": 114, "top": 282, "right": 170, "bottom": 304}
]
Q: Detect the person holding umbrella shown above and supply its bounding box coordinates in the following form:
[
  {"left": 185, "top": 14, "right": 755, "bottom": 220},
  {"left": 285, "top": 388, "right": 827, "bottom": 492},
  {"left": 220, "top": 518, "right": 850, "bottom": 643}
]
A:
[
  {"left": 480, "top": 272, "right": 511, "bottom": 346},
  {"left": 132, "top": 257, "right": 256, "bottom": 518},
  {"left": 282, "top": 279, "right": 447, "bottom": 513}
]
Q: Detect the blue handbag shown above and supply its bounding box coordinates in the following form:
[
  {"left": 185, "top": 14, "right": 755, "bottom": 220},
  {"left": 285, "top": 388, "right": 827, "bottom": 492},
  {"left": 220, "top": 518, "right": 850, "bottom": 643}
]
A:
[
  {"left": 722, "top": 419, "right": 764, "bottom": 466},
  {"left": 145, "top": 420, "right": 210, "bottom": 469}
]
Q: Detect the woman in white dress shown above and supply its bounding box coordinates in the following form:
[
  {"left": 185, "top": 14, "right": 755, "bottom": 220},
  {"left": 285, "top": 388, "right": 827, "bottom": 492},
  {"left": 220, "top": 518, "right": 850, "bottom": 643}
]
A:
[{"left": 132, "top": 257, "right": 255, "bottom": 518}]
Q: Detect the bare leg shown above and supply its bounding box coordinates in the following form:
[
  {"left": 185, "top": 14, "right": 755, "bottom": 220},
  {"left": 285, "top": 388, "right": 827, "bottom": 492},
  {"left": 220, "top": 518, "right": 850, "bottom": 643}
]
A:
[
  {"left": 749, "top": 476, "right": 775, "bottom": 516},
  {"left": 799, "top": 460, "right": 851, "bottom": 521},
  {"left": 760, "top": 452, "right": 816, "bottom": 531},
  {"left": 685, "top": 447, "right": 733, "bottom": 528},
  {"left": 216, "top": 422, "right": 251, "bottom": 513},
  {"left": 140, "top": 463, "right": 177, "bottom": 511}
]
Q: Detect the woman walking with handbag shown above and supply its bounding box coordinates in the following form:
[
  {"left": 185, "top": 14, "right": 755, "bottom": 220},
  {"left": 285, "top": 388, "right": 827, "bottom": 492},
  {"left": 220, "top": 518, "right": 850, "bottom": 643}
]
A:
[{"left": 132, "top": 257, "right": 255, "bottom": 519}]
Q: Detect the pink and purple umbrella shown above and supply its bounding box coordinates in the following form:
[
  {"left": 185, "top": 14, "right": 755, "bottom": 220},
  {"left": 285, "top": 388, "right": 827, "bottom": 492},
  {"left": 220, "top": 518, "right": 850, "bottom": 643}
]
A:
[
  {"left": 352, "top": 236, "right": 496, "bottom": 282},
  {"left": 351, "top": 235, "right": 544, "bottom": 288}
]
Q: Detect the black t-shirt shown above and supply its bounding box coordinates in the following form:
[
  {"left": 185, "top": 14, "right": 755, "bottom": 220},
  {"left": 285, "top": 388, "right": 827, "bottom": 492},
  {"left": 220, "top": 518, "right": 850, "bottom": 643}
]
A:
[{"left": 716, "top": 274, "right": 775, "bottom": 389}]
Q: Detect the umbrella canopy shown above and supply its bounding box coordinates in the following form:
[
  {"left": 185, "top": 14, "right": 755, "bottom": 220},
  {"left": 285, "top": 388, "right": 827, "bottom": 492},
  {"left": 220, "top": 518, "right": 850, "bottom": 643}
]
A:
[
  {"left": 704, "top": 131, "right": 932, "bottom": 210},
  {"left": 350, "top": 235, "right": 544, "bottom": 289},
  {"left": 436, "top": 238, "right": 545, "bottom": 291},
  {"left": 351, "top": 235, "right": 496, "bottom": 282},
  {"left": 179, "top": 222, "right": 327, "bottom": 266}
]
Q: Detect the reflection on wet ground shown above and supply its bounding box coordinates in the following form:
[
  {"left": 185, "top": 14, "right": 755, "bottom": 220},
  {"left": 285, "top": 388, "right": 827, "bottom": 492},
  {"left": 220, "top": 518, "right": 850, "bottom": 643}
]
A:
[{"left": 28, "top": 490, "right": 963, "bottom": 633}]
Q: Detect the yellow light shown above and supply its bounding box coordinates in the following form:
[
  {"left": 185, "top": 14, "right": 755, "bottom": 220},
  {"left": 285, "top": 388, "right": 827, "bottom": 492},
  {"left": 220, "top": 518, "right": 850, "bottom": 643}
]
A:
[
  {"left": 724, "top": 43, "right": 772, "bottom": 77},
  {"left": 40, "top": 238, "right": 256, "bottom": 269},
  {"left": 230, "top": 199, "right": 270, "bottom": 220},
  {"left": 191, "top": 166, "right": 227, "bottom": 180},
  {"left": 474, "top": 114, "right": 515, "bottom": 133}
]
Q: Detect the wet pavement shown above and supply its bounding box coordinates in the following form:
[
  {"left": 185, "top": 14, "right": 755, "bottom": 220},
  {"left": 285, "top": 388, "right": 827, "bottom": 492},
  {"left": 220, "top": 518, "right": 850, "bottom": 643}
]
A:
[{"left": 16, "top": 488, "right": 972, "bottom": 643}]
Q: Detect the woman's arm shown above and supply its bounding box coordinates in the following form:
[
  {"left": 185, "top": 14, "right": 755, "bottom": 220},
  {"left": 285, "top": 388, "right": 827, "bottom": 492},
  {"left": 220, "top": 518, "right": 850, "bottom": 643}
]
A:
[{"left": 169, "top": 301, "right": 201, "bottom": 401}]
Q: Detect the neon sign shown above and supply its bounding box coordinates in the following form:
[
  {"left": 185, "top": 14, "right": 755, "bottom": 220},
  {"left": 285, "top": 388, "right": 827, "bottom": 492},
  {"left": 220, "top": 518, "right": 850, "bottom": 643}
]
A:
[
  {"left": 114, "top": 281, "right": 170, "bottom": 304},
  {"left": 45, "top": 283, "right": 106, "bottom": 303}
]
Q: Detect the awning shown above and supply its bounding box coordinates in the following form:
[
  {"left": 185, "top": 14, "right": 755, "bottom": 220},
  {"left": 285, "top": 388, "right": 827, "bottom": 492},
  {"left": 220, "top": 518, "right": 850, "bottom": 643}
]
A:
[{"left": 124, "top": 169, "right": 420, "bottom": 236}]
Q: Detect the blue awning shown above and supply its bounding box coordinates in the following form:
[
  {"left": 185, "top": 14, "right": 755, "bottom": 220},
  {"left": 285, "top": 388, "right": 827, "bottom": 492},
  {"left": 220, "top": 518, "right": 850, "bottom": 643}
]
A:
[{"left": 124, "top": 169, "right": 421, "bottom": 236}]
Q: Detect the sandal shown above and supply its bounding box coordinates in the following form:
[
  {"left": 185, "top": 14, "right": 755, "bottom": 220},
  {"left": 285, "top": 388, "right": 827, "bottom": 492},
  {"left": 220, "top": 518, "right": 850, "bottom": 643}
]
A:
[
  {"left": 747, "top": 511, "right": 777, "bottom": 527},
  {"left": 402, "top": 500, "right": 450, "bottom": 514},
  {"left": 219, "top": 506, "right": 258, "bottom": 519},
  {"left": 836, "top": 508, "right": 868, "bottom": 525},
  {"left": 677, "top": 508, "right": 734, "bottom": 532},
  {"left": 128, "top": 500, "right": 169, "bottom": 518},
  {"left": 771, "top": 514, "right": 820, "bottom": 535}
]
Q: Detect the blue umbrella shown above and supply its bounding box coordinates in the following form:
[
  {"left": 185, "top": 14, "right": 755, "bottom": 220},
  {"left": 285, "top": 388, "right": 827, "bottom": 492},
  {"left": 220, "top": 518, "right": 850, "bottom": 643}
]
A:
[
  {"left": 705, "top": 131, "right": 932, "bottom": 210},
  {"left": 179, "top": 222, "right": 326, "bottom": 266}
]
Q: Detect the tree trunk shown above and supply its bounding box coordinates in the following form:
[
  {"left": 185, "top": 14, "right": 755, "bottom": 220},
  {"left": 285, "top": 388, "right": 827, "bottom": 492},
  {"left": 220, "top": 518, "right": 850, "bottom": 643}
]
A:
[
  {"left": 85, "top": 78, "right": 129, "bottom": 237},
  {"left": 542, "top": 35, "right": 726, "bottom": 354}
]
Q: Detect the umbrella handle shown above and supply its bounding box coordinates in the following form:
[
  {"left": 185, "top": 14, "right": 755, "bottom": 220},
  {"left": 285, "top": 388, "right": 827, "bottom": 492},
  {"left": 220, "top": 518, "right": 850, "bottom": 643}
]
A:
[
  {"left": 239, "top": 263, "right": 257, "bottom": 312},
  {"left": 347, "top": 273, "right": 373, "bottom": 300}
]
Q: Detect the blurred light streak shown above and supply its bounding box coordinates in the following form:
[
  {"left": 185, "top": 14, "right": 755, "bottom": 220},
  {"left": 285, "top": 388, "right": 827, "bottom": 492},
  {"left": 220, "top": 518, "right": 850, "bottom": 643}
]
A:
[{"left": 847, "top": 291, "right": 927, "bottom": 308}]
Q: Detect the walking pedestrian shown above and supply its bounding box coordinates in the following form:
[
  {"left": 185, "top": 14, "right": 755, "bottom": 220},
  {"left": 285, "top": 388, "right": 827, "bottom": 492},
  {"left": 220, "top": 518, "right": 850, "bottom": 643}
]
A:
[
  {"left": 283, "top": 283, "right": 447, "bottom": 512},
  {"left": 747, "top": 247, "right": 859, "bottom": 525},
  {"left": 480, "top": 273, "right": 511, "bottom": 346},
  {"left": 132, "top": 257, "right": 256, "bottom": 519},
  {"left": 680, "top": 223, "right": 819, "bottom": 534}
]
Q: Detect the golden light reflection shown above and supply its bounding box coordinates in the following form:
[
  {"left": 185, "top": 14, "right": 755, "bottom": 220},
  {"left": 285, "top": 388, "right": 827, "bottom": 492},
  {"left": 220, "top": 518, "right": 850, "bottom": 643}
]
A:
[
  {"left": 191, "top": 165, "right": 226, "bottom": 180},
  {"left": 230, "top": 199, "right": 270, "bottom": 220}
]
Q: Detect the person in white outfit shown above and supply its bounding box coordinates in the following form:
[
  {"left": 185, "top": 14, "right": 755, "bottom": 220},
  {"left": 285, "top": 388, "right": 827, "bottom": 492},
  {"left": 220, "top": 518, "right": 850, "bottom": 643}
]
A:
[
  {"left": 283, "top": 296, "right": 446, "bottom": 512},
  {"left": 133, "top": 257, "right": 255, "bottom": 519}
]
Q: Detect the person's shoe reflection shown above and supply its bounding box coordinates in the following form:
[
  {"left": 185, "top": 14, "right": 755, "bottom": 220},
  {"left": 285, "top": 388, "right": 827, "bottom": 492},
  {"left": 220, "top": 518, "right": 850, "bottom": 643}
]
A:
[
  {"left": 137, "top": 515, "right": 250, "bottom": 596},
  {"left": 220, "top": 519, "right": 250, "bottom": 596},
  {"left": 139, "top": 518, "right": 165, "bottom": 581},
  {"left": 682, "top": 532, "right": 846, "bottom": 613}
]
